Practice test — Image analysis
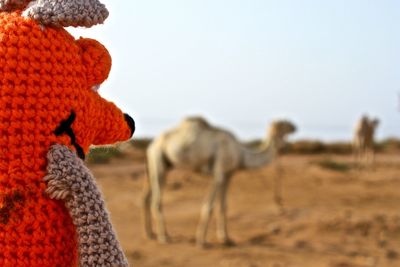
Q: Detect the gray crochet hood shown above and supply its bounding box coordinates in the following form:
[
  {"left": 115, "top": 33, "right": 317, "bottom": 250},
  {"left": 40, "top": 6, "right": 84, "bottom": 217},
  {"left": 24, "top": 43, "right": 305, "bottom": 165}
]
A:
[{"left": 0, "top": 0, "right": 108, "bottom": 27}]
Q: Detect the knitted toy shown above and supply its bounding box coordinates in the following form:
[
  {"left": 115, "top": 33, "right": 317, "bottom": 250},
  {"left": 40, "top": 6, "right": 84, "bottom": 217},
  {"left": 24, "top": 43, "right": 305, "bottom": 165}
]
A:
[{"left": 0, "top": 1, "right": 135, "bottom": 266}]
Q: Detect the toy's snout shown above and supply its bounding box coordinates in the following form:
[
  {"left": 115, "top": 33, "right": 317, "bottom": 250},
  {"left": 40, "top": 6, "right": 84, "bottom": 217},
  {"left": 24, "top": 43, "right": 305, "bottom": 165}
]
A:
[
  {"left": 53, "top": 38, "right": 136, "bottom": 158},
  {"left": 87, "top": 97, "right": 135, "bottom": 148}
]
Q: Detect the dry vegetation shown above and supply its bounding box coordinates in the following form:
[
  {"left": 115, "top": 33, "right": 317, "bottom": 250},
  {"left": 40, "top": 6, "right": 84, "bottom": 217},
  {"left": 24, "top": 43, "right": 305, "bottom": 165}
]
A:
[
  {"left": 88, "top": 138, "right": 400, "bottom": 164},
  {"left": 247, "top": 138, "right": 400, "bottom": 155},
  {"left": 87, "top": 139, "right": 400, "bottom": 267}
]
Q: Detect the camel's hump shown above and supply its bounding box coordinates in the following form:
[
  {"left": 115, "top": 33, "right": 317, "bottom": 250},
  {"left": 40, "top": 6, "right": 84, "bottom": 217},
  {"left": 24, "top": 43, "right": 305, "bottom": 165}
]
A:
[{"left": 180, "top": 116, "right": 211, "bottom": 128}]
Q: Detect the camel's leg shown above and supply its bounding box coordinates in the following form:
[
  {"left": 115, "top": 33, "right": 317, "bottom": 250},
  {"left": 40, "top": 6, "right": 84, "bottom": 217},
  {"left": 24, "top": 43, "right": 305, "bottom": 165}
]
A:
[
  {"left": 371, "top": 150, "right": 376, "bottom": 166},
  {"left": 352, "top": 146, "right": 359, "bottom": 165},
  {"left": 142, "top": 173, "right": 155, "bottom": 239},
  {"left": 273, "top": 160, "right": 285, "bottom": 214},
  {"left": 147, "top": 145, "right": 169, "bottom": 243},
  {"left": 367, "top": 148, "right": 376, "bottom": 168},
  {"left": 150, "top": 173, "right": 169, "bottom": 243},
  {"left": 357, "top": 146, "right": 366, "bottom": 169},
  {"left": 196, "top": 172, "right": 224, "bottom": 248},
  {"left": 216, "top": 175, "right": 233, "bottom": 246},
  {"left": 353, "top": 144, "right": 363, "bottom": 169}
]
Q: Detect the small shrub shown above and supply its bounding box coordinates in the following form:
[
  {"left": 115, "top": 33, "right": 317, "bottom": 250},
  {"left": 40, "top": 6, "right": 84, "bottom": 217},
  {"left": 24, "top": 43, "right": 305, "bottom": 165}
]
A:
[
  {"left": 129, "top": 138, "right": 152, "bottom": 151},
  {"left": 324, "top": 142, "right": 352, "bottom": 155},
  {"left": 286, "top": 140, "right": 325, "bottom": 154},
  {"left": 312, "top": 158, "right": 352, "bottom": 172},
  {"left": 87, "top": 146, "right": 123, "bottom": 164},
  {"left": 378, "top": 138, "right": 400, "bottom": 153}
]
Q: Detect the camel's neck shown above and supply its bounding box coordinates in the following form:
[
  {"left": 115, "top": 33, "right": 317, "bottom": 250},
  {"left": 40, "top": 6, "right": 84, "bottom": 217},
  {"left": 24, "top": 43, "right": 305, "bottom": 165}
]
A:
[{"left": 241, "top": 137, "right": 278, "bottom": 169}]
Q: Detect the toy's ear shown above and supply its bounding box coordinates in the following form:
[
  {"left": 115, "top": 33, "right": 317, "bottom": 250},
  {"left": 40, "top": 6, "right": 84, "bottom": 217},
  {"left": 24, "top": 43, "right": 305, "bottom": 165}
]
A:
[
  {"left": 76, "top": 38, "right": 111, "bottom": 88},
  {"left": 0, "top": 0, "right": 30, "bottom": 11},
  {"left": 22, "top": 0, "right": 108, "bottom": 28}
]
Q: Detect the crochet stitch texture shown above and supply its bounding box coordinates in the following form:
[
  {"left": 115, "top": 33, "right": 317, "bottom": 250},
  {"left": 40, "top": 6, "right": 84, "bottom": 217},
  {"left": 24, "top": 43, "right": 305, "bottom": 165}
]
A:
[{"left": 0, "top": 9, "right": 133, "bottom": 267}]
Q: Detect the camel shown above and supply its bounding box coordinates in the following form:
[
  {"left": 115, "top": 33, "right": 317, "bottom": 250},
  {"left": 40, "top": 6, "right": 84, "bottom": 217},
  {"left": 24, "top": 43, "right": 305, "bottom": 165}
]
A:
[
  {"left": 142, "top": 116, "right": 296, "bottom": 247},
  {"left": 353, "top": 115, "right": 380, "bottom": 164}
]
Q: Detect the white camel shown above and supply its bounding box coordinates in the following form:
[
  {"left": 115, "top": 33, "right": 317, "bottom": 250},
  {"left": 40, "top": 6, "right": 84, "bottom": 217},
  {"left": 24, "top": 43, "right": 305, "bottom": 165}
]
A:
[
  {"left": 142, "top": 117, "right": 296, "bottom": 247},
  {"left": 353, "top": 115, "right": 380, "bottom": 164}
]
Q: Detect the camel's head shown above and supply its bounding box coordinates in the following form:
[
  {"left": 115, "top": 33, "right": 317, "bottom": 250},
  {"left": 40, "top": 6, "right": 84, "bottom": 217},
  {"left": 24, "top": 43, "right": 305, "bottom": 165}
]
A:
[
  {"left": 0, "top": 0, "right": 135, "bottom": 159},
  {"left": 267, "top": 120, "right": 297, "bottom": 150},
  {"left": 370, "top": 118, "right": 380, "bottom": 130},
  {"left": 362, "top": 115, "right": 368, "bottom": 120}
]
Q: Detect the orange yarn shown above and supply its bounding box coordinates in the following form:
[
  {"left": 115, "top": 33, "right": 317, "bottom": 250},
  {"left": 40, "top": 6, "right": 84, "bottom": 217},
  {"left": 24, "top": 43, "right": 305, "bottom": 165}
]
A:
[{"left": 0, "top": 11, "right": 133, "bottom": 267}]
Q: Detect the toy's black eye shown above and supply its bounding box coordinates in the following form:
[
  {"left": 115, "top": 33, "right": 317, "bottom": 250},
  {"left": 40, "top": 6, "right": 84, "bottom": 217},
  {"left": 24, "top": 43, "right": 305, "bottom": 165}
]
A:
[
  {"left": 92, "top": 85, "right": 100, "bottom": 92},
  {"left": 54, "top": 111, "right": 85, "bottom": 160}
]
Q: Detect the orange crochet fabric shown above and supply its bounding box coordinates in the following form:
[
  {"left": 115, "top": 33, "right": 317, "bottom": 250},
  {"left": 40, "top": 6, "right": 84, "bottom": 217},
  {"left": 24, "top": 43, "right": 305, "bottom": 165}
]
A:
[{"left": 0, "top": 11, "right": 133, "bottom": 267}]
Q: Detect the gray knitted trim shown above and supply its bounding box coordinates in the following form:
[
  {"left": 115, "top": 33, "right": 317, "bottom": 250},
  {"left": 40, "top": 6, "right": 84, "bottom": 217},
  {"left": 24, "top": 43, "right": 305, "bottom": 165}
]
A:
[
  {"left": 45, "top": 144, "right": 129, "bottom": 267},
  {"left": 0, "top": 0, "right": 30, "bottom": 11},
  {"left": 22, "top": 0, "right": 109, "bottom": 28}
]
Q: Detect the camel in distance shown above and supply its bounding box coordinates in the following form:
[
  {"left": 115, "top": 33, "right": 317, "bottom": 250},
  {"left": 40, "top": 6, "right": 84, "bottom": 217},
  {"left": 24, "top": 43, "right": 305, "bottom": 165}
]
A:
[
  {"left": 142, "top": 116, "right": 296, "bottom": 247},
  {"left": 353, "top": 115, "right": 380, "bottom": 164}
]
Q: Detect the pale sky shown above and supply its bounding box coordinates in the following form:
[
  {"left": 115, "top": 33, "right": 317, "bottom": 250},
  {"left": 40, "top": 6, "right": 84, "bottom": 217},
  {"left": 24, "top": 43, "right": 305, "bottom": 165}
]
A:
[{"left": 71, "top": 0, "right": 400, "bottom": 141}]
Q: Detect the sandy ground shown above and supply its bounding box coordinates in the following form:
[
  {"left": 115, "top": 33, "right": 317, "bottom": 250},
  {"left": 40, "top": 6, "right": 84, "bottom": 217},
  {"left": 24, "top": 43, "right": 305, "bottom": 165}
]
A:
[{"left": 89, "top": 152, "right": 400, "bottom": 267}]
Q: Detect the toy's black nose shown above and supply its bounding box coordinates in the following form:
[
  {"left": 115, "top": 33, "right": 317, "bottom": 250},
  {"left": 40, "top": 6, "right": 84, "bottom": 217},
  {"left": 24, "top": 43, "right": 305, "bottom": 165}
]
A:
[{"left": 124, "top": 114, "right": 136, "bottom": 137}]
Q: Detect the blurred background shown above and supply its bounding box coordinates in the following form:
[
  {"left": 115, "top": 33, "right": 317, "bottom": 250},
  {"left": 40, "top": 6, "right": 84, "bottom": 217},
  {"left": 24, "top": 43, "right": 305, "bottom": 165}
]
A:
[
  {"left": 72, "top": 0, "right": 399, "bottom": 141},
  {"left": 73, "top": 1, "right": 400, "bottom": 266}
]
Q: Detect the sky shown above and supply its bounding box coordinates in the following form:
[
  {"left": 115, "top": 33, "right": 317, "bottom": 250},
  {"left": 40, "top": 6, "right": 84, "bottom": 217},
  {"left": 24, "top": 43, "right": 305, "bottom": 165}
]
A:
[{"left": 71, "top": 0, "right": 400, "bottom": 141}]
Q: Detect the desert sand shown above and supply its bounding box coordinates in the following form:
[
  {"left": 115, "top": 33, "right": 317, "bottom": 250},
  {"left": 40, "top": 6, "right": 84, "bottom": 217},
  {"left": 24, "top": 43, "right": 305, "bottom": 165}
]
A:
[{"left": 90, "top": 149, "right": 400, "bottom": 267}]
